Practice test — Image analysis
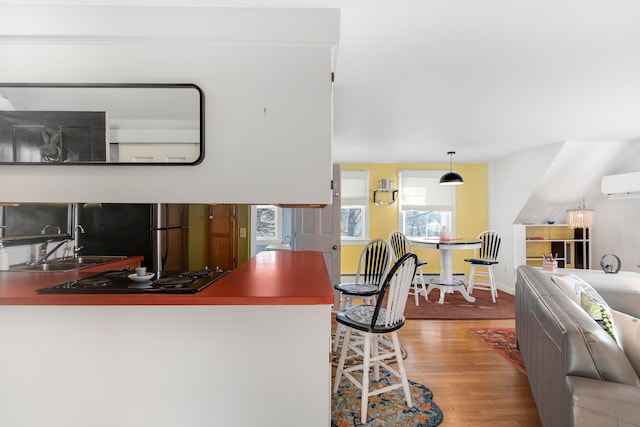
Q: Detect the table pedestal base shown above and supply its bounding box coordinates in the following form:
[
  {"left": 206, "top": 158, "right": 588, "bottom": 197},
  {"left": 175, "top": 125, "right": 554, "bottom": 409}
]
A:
[{"left": 426, "top": 277, "right": 476, "bottom": 305}]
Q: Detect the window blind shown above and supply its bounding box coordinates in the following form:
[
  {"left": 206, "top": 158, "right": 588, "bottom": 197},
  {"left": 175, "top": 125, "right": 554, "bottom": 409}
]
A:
[
  {"left": 399, "top": 170, "right": 454, "bottom": 211},
  {"left": 341, "top": 170, "right": 370, "bottom": 205}
]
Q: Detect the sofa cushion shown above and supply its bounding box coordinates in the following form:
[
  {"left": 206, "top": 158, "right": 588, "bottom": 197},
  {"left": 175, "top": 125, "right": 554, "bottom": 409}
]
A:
[
  {"left": 552, "top": 274, "right": 617, "bottom": 341},
  {"left": 612, "top": 309, "right": 640, "bottom": 377}
]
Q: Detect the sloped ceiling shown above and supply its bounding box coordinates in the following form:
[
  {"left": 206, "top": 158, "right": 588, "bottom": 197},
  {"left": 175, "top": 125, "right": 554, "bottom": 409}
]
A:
[{"left": 515, "top": 141, "right": 640, "bottom": 224}]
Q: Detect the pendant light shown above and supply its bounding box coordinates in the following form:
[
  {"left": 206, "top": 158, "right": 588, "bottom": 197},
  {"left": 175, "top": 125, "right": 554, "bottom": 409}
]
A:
[
  {"left": 566, "top": 198, "right": 594, "bottom": 229},
  {"left": 439, "top": 151, "right": 464, "bottom": 185}
]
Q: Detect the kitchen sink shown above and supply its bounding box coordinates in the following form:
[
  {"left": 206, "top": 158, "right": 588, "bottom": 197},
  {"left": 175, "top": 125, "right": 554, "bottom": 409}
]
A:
[
  {"left": 59, "top": 256, "right": 127, "bottom": 265},
  {"left": 9, "top": 262, "right": 83, "bottom": 272},
  {"left": 8, "top": 256, "right": 128, "bottom": 272}
]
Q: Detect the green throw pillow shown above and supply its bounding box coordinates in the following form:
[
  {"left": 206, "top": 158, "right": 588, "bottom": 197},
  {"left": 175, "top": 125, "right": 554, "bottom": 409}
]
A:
[{"left": 581, "top": 291, "right": 617, "bottom": 341}]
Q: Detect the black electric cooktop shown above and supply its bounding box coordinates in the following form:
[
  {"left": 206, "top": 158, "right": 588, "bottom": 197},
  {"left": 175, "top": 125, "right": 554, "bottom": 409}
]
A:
[{"left": 36, "top": 268, "right": 230, "bottom": 294}]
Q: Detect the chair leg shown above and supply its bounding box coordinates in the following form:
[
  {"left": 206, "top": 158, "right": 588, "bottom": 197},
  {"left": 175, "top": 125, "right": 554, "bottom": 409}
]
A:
[
  {"left": 391, "top": 331, "right": 413, "bottom": 409},
  {"left": 336, "top": 329, "right": 413, "bottom": 423},
  {"left": 372, "top": 335, "right": 380, "bottom": 380},
  {"left": 488, "top": 266, "right": 497, "bottom": 303},
  {"left": 411, "top": 267, "right": 427, "bottom": 305},
  {"left": 466, "top": 265, "right": 498, "bottom": 303},
  {"left": 333, "top": 295, "right": 358, "bottom": 351},
  {"left": 361, "top": 334, "right": 371, "bottom": 424},
  {"left": 467, "top": 265, "right": 476, "bottom": 294},
  {"left": 333, "top": 323, "right": 344, "bottom": 352},
  {"left": 333, "top": 327, "right": 352, "bottom": 393},
  {"left": 417, "top": 267, "right": 428, "bottom": 302}
]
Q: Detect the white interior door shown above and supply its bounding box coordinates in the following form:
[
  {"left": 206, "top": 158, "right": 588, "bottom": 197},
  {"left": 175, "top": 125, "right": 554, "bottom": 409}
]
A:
[{"left": 294, "top": 164, "right": 341, "bottom": 293}]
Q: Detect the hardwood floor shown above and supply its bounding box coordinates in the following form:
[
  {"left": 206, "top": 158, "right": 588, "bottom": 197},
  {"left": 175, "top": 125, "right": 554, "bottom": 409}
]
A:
[{"left": 333, "top": 318, "right": 542, "bottom": 426}]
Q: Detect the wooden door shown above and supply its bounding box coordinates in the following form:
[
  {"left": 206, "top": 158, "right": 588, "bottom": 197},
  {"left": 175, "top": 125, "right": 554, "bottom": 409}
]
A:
[{"left": 208, "top": 204, "right": 238, "bottom": 271}]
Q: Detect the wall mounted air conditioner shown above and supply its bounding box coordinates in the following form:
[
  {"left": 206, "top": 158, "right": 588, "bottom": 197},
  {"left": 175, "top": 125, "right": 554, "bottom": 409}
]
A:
[{"left": 601, "top": 171, "right": 640, "bottom": 199}]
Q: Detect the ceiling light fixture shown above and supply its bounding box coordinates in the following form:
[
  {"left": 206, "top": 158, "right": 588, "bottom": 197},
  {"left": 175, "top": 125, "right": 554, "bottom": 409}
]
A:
[
  {"left": 566, "top": 198, "right": 594, "bottom": 229},
  {"left": 439, "top": 151, "right": 464, "bottom": 185}
]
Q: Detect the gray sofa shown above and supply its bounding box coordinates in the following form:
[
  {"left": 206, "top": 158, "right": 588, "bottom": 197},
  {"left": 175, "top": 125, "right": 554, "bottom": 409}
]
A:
[{"left": 515, "top": 265, "right": 640, "bottom": 427}]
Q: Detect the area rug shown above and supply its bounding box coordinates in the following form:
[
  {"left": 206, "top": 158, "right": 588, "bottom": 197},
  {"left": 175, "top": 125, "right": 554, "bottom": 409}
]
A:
[
  {"left": 332, "top": 371, "right": 444, "bottom": 426},
  {"left": 403, "top": 290, "right": 515, "bottom": 320},
  {"left": 470, "top": 328, "right": 526, "bottom": 374}
]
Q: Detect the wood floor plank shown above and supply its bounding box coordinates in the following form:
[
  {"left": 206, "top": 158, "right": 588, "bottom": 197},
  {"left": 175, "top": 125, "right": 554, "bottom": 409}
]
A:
[{"left": 332, "top": 317, "right": 542, "bottom": 426}]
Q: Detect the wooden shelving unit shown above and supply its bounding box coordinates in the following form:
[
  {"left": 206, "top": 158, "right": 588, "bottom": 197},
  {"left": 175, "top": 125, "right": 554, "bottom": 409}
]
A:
[{"left": 513, "top": 224, "right": 590, "bottom": 270}]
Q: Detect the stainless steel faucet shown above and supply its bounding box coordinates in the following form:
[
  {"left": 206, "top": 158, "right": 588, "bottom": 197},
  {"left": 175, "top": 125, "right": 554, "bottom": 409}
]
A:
[
  {"left": 73, "top": 224, "right": 85, "bottom": 256},
  {"left": 39, "top": 239, "right": 70, "bottom": 263},
  {"left": 40, "top": 224, "right": 61, "bottom": 235}
]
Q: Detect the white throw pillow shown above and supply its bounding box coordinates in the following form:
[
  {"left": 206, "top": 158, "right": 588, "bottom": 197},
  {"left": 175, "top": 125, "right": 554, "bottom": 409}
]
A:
[
  {"left": 551, "top": 274, "right": 581, "bottom": 305},
  {"left": 612, "top": 309, "right": 640, "bottom": 377},
  {"left": 551, "top": 274, "right": 617, "bottom": 342}
]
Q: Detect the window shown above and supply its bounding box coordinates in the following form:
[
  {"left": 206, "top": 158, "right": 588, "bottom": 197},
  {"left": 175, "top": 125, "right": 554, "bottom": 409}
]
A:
[
  {"left": 256, "top": 205, "right": 281, "bottom": 242},
  {"left": 399, "top": 170, "right": 455, "bottom": 238},
  {"left": 341, "top": 170, "right": 370, "bottom": 242}
]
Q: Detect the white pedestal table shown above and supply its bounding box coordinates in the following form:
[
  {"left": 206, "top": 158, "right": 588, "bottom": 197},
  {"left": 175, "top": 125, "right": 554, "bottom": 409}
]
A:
[{"left": 409, "top": 237, "right": 482, "bottom": 304}]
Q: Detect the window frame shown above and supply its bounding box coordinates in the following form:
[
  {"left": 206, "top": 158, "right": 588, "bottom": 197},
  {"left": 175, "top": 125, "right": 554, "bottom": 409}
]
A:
[
  {"left": 398, "top": 170, "right": 456, "bottom": 238},
  {"left": 340, "top": 170, "right": 370, "bottom": 245},
  {"left": 255, "top": 204, "right": 282, "bottom": 245}
]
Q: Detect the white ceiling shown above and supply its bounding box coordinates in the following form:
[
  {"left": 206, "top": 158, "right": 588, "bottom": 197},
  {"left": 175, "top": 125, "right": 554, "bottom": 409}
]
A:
[
  {"left": 329, "top": 0, "right": 640, "bottom": 164},
  {"left": 4, "top": 0, "right": 640, "bottom": 164}
]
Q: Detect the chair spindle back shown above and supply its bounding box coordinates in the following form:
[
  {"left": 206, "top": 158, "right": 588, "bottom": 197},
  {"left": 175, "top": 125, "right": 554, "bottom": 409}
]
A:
[
  {"left": 356, "top": 238, "right": 392, "bottom": 288},
  {"left": 371, "top": 253, "right": 418, "bottom": 328},
  {"left": 388, "top": 230, "right": 411, "bottom": 262},
  {"left": 477, "top": 230, "right": 502, "bottom": 261}
]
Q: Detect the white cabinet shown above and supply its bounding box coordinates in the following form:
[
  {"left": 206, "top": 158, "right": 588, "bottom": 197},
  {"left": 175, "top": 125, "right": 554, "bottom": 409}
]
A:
[
  {"left": 513, "top": 224, "right": 591, "bottom": 269},
  {"left": 0, "top": 5, "right": 339, "bottom": 205}
]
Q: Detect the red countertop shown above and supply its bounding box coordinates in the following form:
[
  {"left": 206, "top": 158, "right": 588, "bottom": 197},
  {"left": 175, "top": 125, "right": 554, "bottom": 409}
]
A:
[{"left": 0, "top": 250, "right": 334, "bottom": 306}]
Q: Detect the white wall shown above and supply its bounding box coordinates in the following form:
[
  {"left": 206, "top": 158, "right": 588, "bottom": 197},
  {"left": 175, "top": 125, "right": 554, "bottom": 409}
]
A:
[
  {"left": 0, "top": 4, "right": 339, "bottom": 205},
  {"left": 591, "top": 143, "right": 640, "bottom": 273},
  {"left": 0, "top": 304, "right": 332, "bottom": 427},
  {"left": 489, "top": 142, "right": 563, "bottom": 291}
]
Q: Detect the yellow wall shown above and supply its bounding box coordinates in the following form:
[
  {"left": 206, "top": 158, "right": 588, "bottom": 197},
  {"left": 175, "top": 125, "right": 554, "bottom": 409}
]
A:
[
  {"left": 236, "top": 204, "right": 251, "bottom": 266},
  {"left": 187, "top": 204, "right": 209, "bottom": 271},
  {"left": 340, "top": 163, "right": 488, "bottom": 276}
]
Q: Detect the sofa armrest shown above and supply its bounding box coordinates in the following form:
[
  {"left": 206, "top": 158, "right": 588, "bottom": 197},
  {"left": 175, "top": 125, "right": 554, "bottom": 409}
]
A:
[{"left": 567, "top": 376, "right": 640, "bottom": 427}]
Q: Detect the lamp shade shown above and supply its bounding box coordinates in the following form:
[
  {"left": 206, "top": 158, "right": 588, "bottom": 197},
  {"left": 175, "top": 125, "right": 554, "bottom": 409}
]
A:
[
  {"left": 439, "top": 171, "right": 464, "bottom": 185},
  {"left": 566, "top": 199, "right": 594, "bottom": 229},
  {"left": 440, "top": 151, "right": 464, "bottom": 185},
  {"left": 566, "top": 208, "right": 594, "bottom": 229}
]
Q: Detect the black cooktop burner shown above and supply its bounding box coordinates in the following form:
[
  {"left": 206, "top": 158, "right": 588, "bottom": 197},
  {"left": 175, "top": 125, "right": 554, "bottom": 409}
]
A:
[
  {"left": 102, "top": 270, "right": 133, "bottom": 280},
  {"left": 180, "top": 269, "right": 211, "bottom": 278},
  {"left": 154, "top": 276, "right": 194, "bottom": 287},
  {"left": 73, "top": 277, "right": 112, "bottom": 288},
  {"left": 36, "top": 267, "right": 230, "bottom": 294}
]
